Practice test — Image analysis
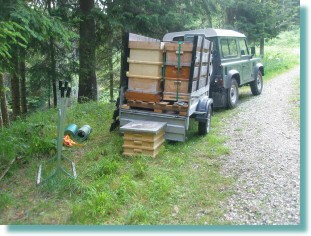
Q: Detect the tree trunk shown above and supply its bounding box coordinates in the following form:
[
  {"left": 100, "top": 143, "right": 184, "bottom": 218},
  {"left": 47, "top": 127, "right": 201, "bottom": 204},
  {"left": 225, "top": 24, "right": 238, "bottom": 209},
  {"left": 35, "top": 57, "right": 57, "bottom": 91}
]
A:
[
  {"left": 78, "top": 0, "right": 97, "bottom": 102},
  {"left": 19, "top": 48, "right": 27, "bottom": 114},
  {"left": 0, "top": 112, "right": 3, "bottom": 130},
  {"left": 11, "top": 47, "right": 21, "bottom": 119},
  {"left": 48, "top": 79, "right": 51, "bottom": 109},
  {"left": 260, "top": 37, "right": 264, "bottom": 57},
  {"left": 109, "top": 47, "right": 114, "bottom": 102},
  {"left": 0, "top": 73, "right": 10, "bottom": 127},
  {"left": 260, "top": 0, "right": 265, "bottom": 57},
  {"left": 48, "top": 0, "right": 57, "bottom": 108},
  {"left": 50, "top": 36, "right": 57, "bottom": 108}
]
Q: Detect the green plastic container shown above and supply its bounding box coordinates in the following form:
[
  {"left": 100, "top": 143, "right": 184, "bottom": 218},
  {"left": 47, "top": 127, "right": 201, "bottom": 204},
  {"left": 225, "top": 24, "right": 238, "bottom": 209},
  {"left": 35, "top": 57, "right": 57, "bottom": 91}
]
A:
[
  {"left": 76, "top": 125, "right": 92, "bottom": 142},
  {"left": 64, "top": 124, "right": 78, "bottom": 138}
]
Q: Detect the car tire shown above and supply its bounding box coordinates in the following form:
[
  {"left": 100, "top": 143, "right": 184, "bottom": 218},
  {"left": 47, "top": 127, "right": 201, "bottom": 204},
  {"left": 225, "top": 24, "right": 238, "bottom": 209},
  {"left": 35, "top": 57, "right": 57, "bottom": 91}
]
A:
[
  {"left": 250, "top": 71, "right": 263, "bottom": 95},
  {"left": 227, "top": 78, "right": 239, "bottom": 109},
  {"left": 198, "top": 104, "right": 212, "bottom": 135}
]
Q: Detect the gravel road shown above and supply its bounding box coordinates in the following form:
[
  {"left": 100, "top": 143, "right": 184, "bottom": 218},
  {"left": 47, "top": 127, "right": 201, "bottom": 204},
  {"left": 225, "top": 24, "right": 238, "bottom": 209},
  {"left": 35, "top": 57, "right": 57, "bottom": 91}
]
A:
[{"left": 219, "top": 67, "right": 300, "bottom": 225}]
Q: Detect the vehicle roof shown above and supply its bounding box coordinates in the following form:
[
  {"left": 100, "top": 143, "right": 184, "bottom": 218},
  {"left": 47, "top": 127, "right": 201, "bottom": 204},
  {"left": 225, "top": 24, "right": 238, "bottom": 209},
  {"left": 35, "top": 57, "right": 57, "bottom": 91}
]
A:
[{"left": 162, "top": 28, "right": 246, "bottom": 41}]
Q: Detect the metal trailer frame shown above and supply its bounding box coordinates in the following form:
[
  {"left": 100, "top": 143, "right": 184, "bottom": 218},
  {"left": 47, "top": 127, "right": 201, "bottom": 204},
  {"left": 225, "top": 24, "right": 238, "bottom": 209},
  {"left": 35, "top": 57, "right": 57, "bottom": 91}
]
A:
[{"left": 118, "top": 32, "right": 213, "bottom": 142}]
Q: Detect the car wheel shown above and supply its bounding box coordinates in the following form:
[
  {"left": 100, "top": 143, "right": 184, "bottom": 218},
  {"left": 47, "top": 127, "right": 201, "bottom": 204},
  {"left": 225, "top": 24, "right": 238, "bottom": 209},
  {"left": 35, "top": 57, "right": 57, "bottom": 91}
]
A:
[
  {"left": 227, "top": 78, "right": 239, "bottom": 109},
  {"left": 198, "top": 104, "right": 212, "bottom": 135},
  {"left": 250, "top": 71, "right": 263, "bottom": 95}
]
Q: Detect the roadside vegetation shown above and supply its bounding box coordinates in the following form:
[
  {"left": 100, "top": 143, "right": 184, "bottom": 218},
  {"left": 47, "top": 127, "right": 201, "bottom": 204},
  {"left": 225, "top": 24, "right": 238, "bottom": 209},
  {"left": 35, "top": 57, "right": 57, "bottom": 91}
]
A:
[
  {"left": 263, "top": 28, "right": 300, "bottom": 80},
  {"left": 0, "top": 29, "right": 300, "bottom": 225}
]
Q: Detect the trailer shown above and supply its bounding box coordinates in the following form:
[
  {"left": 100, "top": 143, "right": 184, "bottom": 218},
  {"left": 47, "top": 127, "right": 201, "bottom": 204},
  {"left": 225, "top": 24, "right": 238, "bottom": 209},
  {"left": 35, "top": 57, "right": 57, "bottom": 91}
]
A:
[{"left": 110, "top": 32, "right": 214, "bottom": 142}]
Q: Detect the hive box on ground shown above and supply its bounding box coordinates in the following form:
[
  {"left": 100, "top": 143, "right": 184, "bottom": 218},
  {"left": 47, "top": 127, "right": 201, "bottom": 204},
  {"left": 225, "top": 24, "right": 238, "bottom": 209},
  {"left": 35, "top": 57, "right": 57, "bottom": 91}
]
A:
[{"left": 120, "top": 121, "right": 166, "bottom": 158}]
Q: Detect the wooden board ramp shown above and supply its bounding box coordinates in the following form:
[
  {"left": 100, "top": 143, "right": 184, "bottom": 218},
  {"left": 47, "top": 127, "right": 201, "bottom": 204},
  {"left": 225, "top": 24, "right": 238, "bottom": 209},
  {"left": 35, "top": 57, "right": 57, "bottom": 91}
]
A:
[{"left": 123, "top": 100, "right": 188, "bottom": 116}]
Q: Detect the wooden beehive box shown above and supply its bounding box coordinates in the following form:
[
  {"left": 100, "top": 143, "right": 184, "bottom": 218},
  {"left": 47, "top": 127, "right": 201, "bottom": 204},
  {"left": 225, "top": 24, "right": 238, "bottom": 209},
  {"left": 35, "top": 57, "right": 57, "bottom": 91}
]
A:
[
  {"left": 129, "top": 41, "right": 164, "bottom": 62},
  {"left": 126, "top": 73, "right": 162, "bottom": 94},
  {"left": 121, "top": 121, "right": 166, "bottom": 158},
  {"left": 165, "top": 42, "right": 194, "bottom": 66},
  {"left": 165, "top": 66, "right": 199, "bottom": 79},
  {"left": 127, "top": 41, "right": 164, "bottom": 94},
  {"left": 163, "top": 77, "right": 189, "bottom": 94},
  {"left": 127, "top": 41, "right": 163, "bottom": 80},
  {"left": 127, "top": 60, "right": 163, "bottom": 78}
]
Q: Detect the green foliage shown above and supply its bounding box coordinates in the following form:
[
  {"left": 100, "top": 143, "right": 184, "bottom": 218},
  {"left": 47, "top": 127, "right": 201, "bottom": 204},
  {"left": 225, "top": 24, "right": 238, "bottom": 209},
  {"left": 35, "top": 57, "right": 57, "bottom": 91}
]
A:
[
  {"left": 0, "top": 109, "right": 56, "bottom": 165},
  {"left": 264, "top": 29, "right": 300, "bottom": 79},
  {"left": 0, "top": 21, "right": 27, "bottom": 67},
  {"left": 0, "top": 192, "right": 13, "bottom": 211}
]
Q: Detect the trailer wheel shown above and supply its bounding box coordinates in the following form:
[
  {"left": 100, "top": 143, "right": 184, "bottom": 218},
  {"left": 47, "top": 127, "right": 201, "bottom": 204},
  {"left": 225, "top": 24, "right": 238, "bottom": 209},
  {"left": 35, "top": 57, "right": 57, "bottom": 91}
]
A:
[
  {"left": 227, "top": 78, "right": 239, "bottom": 109},
  {"left": 198, "top": 104, "right": 212, "bottom": 135},
  {"left": 250, "top": 70, "right": 263, "bottom": 95}
]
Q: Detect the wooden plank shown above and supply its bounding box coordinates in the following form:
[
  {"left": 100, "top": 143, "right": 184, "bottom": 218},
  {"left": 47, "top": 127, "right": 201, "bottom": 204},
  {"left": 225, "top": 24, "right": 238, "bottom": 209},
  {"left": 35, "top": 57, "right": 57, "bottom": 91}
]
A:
[
  {"left": 164, "top": 42, "right": 193, "bottom": 52},
  {"left": 129, "top": 41, "right": 163, "bottom": 50},
  {"left": 125, "top": 91, "right": 162, "bottom": 102},
  {"left": 129, "top": 33, "right": 160, "bottom": 43},
  {"left": 163, "top": 92, "right": 189, "bottom": 102},
  {"left": 127, "top": 100, "right": 154, "bottom": 109},
  {"left": 121, "top": 104, "right": 130, "bottom": 109}
]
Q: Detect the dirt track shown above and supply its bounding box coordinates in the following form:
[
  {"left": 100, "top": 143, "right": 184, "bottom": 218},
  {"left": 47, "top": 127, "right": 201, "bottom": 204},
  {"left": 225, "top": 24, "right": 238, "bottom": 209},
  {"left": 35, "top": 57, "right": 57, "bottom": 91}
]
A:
[{"left": 219, "top": 67, "right": 300, "bottom": 224}]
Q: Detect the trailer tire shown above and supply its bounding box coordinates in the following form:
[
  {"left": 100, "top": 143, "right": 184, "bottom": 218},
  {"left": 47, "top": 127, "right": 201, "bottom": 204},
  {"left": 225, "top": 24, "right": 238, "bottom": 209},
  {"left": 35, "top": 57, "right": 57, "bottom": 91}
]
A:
[
  {"left": 227, "top": 78, "right": 239, "bottom": 109},
  {"left": 250, "top": 70, "right": 263, "bottom": 95},
  {"left": 198, "top": 103, "right": 212, "bottom": 135}
]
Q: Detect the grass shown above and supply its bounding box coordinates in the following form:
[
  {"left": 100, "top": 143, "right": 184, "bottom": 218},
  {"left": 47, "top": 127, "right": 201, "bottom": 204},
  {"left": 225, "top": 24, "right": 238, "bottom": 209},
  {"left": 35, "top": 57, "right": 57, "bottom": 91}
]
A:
[
  {"left": 263, "top": 28, "right": 300, "bottom": 80},
  {"left": 0, "top": 28, "right": 300, "bottom": 225},
  {"left": 0, "top": 101, "right": 235, "bottom": 225}
]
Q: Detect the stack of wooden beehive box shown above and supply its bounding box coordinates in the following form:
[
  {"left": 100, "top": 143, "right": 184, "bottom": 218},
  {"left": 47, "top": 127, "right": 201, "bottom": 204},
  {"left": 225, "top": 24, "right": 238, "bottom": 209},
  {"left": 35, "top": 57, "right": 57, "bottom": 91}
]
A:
[
  {"left": 125, "top": 41, "right": 164, "bottom": 103},
  {"left": 163, "top": 36, "right": 211, "bottom": 102},
  {"left": 121, "top": 121, "right": 166, "bottom": 158}
]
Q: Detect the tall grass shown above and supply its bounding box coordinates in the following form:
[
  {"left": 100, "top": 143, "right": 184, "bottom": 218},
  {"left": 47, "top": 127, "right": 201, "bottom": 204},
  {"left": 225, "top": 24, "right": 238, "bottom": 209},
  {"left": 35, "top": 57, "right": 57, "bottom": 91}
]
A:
[{"left": 263, "top": 28, "right": 300, "bottom": 79}]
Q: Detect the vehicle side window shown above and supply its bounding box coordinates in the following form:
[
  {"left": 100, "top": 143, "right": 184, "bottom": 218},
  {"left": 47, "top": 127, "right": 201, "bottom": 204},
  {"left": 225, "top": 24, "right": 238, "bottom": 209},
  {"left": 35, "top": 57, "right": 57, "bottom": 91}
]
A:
[
  {"left": 239, "top": 39, "right": 249, "bottom": 56},
  {"left": 220, "top": 38, "right": 238, "bottom": 58},
  {"left": 173, "top": 36, "right": 184, "bottom": 41},
  {"left": 220, "top": 39, "right": 230, "bottom": 57}
]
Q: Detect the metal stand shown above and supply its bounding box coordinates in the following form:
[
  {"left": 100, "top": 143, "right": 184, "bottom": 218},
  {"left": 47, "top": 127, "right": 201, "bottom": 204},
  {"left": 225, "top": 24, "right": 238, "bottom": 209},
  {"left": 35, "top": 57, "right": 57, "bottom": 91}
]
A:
[{"left": 37, "top": 81, "right": 77, "bottom": 185}]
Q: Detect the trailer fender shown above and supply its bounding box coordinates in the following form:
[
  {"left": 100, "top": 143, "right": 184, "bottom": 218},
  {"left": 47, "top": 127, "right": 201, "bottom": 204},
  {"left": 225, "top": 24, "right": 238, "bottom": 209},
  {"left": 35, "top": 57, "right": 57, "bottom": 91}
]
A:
[
  {"left": 195, "top": 96, "right": 213, "bottom": 122},
  {"left": 254, "top": 63, "right": 264, "bottom": 78}
]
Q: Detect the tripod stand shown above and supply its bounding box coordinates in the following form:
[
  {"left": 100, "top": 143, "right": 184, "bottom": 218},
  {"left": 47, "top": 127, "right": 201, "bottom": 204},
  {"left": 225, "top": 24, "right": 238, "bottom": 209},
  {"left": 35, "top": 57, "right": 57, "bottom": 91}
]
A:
[{"left": 36, "top": 81, "right": 77, "bottom": 185}]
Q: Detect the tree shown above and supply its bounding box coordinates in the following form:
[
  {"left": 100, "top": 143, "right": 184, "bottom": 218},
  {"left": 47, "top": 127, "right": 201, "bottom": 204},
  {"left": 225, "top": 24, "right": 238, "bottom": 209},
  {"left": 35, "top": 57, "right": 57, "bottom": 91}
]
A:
[
  {"left": 0, "top": 73, "right": 10, "bottom": 127},
  {"left": 11, "top": 46, "right": 21, "bottom": 119},
  {"left": 19, "top": 48, "right": 27, "bottom": 114},
  {"left": 78, "top": 0, "right": 97, "bottom": 102},
  {"left": 218, "top": 0, "right": 293, "bottom": 56}
]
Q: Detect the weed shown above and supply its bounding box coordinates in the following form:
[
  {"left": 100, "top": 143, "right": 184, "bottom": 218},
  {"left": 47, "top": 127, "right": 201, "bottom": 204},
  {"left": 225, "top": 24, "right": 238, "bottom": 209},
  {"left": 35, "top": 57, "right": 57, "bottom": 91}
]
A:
[
  {"left": 0, "top": 192, "right": 13, "bottom": 212},
  {"left": 124, "top": 204, "right": 151, "bottom": 224}
]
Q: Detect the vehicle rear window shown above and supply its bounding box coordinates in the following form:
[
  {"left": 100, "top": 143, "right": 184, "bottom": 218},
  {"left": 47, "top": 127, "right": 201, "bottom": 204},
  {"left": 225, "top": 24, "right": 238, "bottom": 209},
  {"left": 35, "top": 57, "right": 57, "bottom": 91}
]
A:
[{"left": 220, "top": 38, "right": 238, "bottom": 58}]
